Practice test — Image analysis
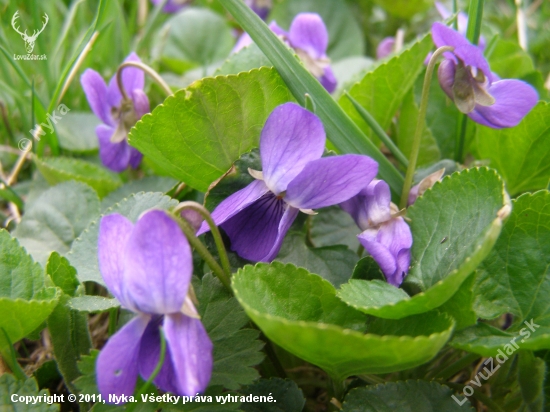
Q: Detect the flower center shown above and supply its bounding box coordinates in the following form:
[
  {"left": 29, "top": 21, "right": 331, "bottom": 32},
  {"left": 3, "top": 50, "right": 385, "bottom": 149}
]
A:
[
  {"left": 452, "top": 60, "right": 495, "bottom": 114},
  {"left": 110, "top": 98, "right": 138, "bottom": 143},
  {"left": 295, "top": 48, "right": 330, "bottom": 78}
]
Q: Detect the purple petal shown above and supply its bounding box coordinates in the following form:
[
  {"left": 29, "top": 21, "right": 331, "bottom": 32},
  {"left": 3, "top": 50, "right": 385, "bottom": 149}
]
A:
[
  {"left": 128, "top": 147, "right": 143, "bottom": 169},
  {"left": 263, "top": 206, "right": 300, "bottom": 262},
  {"left": 130, "top": 89, "right": 150, "bottom": 119},
  {"left": 221, "top": 193, "right": 290, "bottom": 262},
  {"left": 431, "top": 22, "right": 491, "bottom": 78},
  {"left": 245, "top": 0, "right": 270, "bottom": 19},
  {"left": 437, "top": 59, "right": 456, "bottom": 99},
  {"left": 288, "top": 13, "right": 328, "bottom": 59},
  {"left": 435, "top": 2, "right": 451, "bottom": 19},
  {"left": 164, "top": 313, "right": 213, "bottom": 396},
  {"left": 261, "top": 103, "right": 325, "bottom": 195},
  {"left": 197, "top": 179, "right": 269, "bottom": 235},
  {"left": 139, "top": 316, "right": 180, "bottom": 395},
  {"left": 98, "top": 213, "right": 134, "bottom": 309},
  {"left": 81, "top": 69, "right": 113, "bottom": 127},
  {"left": 467, "top": 79, "right": 539, "bottom": 129},
  {"left": 340, "top": 180, "right": 391, "bottom": 231},
  {"left": 376, "top": 37, "right": 395, "bottom": 60},
  {"left": 97, "top": 124, "right": 132, "bottom": 172},
  {"left": 123, "top": 210, "right": 192, "bottom": 314},
  {"left": 320, "top": 66, "right": 337, "bottom": 93},
  {"left": 269, "top": 20, "right": 289, "bottom": 38},
  {"left": 97, "top": 315, "right": 150, "bottom": 400},
  {"left": 107, "top": 53, "right": 144, "bottom": 109},
  {"left": 232, "top": 33, "right": 254, "bottom": 54},
  {"left": 285, "top": 154, "right": 378, "bottom": 210},
  {"left": 151, "top": 0, "right": 188, "bottom": 13},
  {"left": 358, "top": 217, "right": 412, "bottom": 287}
]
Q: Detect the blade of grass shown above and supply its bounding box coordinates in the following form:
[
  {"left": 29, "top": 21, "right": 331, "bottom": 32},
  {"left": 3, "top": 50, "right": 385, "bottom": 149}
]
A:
[{"left": 218, "top": 0, "right": 404, "bottom": 195}]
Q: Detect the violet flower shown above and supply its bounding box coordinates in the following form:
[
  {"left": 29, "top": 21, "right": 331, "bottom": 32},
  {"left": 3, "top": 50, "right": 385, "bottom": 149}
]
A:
[
  {"left": 150, "top": 0, "right": 190, "bottom": 13},
  {"left": 233, "top": 13, "right": 337, "bottom": 93},
  {"left": 198, "top": 103, "right": 378, "bottom": 262},
  {"left": 81, "top": 53, "right": 148, "bottom": 172},
  {"left": 376, "top": 37, "right": 395, "bottom": 60},
  {"left": 432, "top": 22, "right": 538, "bottom": 128},
  {"left": 245, "top": 0, "right": 272, "bottom": 20},
  {"left": 340, "top": 180, "right": 412, "bottom": 287},
  {"left": 434, "top": 2, "right": 486, "bottom": 50},
  {"left": 97, "top": 210, "right": 212, "bottom": 400}
]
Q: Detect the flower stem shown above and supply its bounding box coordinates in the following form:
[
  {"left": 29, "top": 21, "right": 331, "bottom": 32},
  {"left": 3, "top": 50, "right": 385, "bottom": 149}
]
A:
[
  {"left": 173, "top": 201, "right": 232, "bottom": 280},
  {"left": 129, "top": 328, "right": 167, "bottom": 411},
  {"left": 466, "top": 0, "right": 485, "bottom": 45},
  {"left": 173, "top": 214, "right": 232, "bottom": 293},
  {"left": 116, "top": 61, "right": 172, "bottom": 100},
  {"left": 452, "top": 0, "right": 458, "bottom": 30},
  {"left": 434, "top": 352, "right": 480, "bottom": 381},
  {"left": 399, "top": 46, "right": 454, "bottom": 209},
  {"left": 454, "top": 113, "right": 468, "bottom": 162},
  {"left": 108, "top": 308, "right": 118, "bottom": 337}
]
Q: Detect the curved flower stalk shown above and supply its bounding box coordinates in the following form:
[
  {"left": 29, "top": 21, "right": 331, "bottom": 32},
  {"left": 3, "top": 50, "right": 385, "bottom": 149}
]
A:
[
  {"left": 198, "top": 102, "right": 378, "bottom": 262},
  {"left": 81, "top": 53, "right": 148, "bottom": 172},
  {"left": 150, "top": 0, "right": 191, "bottom": 13},
  {"left": 233, "top": 13, "right": 337, "bottom": 93},
  {"left": 432, "top": 22, "right": 538, "bottom": 128},
  {"left": 97, "top": 210, "right": 213, "bottom": 400},
  {"left": 340, "top": 180, "right": 412, "bottom": 287}
]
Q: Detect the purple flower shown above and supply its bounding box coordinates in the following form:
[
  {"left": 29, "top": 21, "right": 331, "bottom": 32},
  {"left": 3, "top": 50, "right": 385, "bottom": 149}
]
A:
[
  {"left": 245, "top": 0, "right": 272, "bottom": 20},
  {"left": 376, "top": 37, "right": 395, "bottom": 60},
  {"left": 198, "top": 103, "right": 378, "bottom": 262},
  {"left": 81, "top": 53, "right": 148, "bottom": 172},
  {"left": 434, "top": 2, "right": 486, "bottom": 50},
  {"left": 150, "top": 0, "right": 190, "bottom": 13},
  {"left": 407, "top": 168, "right": 445, "bottom": 206},
  {"left": 340, "top": 180, "right": 412, "bottom": 287},
  {"left": 233, "top": 13, "right": 337, "bottom": 93},
  {"left": 432, "top": 22, "right": 538, "bottom": 128},
  {"left": 97, "top": 210, "right": 213, "bottom": 400}
]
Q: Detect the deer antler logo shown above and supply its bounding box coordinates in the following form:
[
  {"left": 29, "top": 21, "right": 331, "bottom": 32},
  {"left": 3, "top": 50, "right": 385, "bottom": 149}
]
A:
[{"left": 11, "top": 11, "right": 49, "bottom": 54}]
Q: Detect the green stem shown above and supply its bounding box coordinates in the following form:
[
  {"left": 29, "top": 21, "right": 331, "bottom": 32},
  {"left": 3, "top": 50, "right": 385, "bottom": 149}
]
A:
[
  {"left": 117, "top": 61, "right": 172, "bottom": 100},
  {"left": 454, "top": 113, "right": 468, "bottom": 162},
  {"left": 466, "top": 0, "right": 485, "bottom": 45},
  {"left": 358, "top": 374, "right": 385, "bottom": 385},
  {"left": 344, "top": 92, "right": 409, "bottom": 168},
  {"left": 399, "top": 46, "right": 454, "bottom": 209},
  {"left": 328, "top": 377, "right": 347, "bottom": 403},
  {"left": 108, "top": 308, "right": 118, "bottom": 337},
  {"left": 452, "top": 0, "right": 458, "bottom": 30},
  {"left": 132, "top": 0, "right": 169, "bottom": 51},
  {"left": 443, "top": 381, "right": 506, "bottom": 412},
  {"left": 173, "top": 215, "right": 232, "bottom": 292},
  {"left": 434, "top": 352, "right": 480, "bottom": 380},
  {"left": 173, "top": 201, "right": 232, "bottom": 280},
  {"left": 129, "top": 328, "right": 167, "bottom": 411}
]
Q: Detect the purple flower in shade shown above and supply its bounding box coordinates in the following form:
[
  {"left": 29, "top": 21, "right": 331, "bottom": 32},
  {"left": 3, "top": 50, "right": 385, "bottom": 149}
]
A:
[
  {"left": 376, "top": 37, "right": 396, "bottom": 60},
  {"left": 434, "top": 2, "right": 486, "bottom": 50},
  {"left": 150, "top": 0, "right": 190, "bottom": 13},
  {"left": 97, "top": 210, "right": 213, "bottom": 400},
  {"left": 81, "top": 53, "right": 148, "bottom": 172},
  {"left": 407, "top": 168, "right": 445, "bottom": 206},
  {"left": 233, "top": 13, "right": 337, "bottom": 93},
  {"left": 198, "top": 103, "right": 378, "bottom": 262},
  {"left": 245, "top": 0, "right": 272, "bottom": 20},
  {"left": 340, "top": 180, "right": 412, "bottom": 287},
  {"left": 432, "top": 22, "right": 538, "bottom": 128}
]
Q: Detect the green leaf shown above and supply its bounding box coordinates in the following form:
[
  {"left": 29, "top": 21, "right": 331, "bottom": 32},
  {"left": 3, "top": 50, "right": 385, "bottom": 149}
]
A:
[
  {"left": 100, "top": 176, "right": 177, "bottom": 211},
  {"left": 462, "top": 191, "right": 550, "bottom": 352},
  {"left": 55, "top": 112, "right": 99, "bottom": 153},
  {"left": 487, "top": 39, "right": 535, "bottom": 79},
  {"left": 341, "top": 380, "right": 474, "bottom": 411},
  {"left": 371, "top": 0, "right": 435, "bottom": 19},
  {"left": 69, "top": 296, "right": 120, "bottom": 313},
  {"left": 12, "top": 181, "right": 100, "bottom": 264},
  {"left": 129, "top": 68, "right": 294, "bottom": 192},
  {"left": 194, "top": 273, "right": 265, "bottom": 390},
  {"left": 73, "top": 350, "right": 100, "bottom": 396},
  {"left": 397, "top": 89, "right": 441, "bottom": 167},
  {"left": 437, "top": 274, "right": 477, "bottom": 331},
  {"left": 158, "top": 7, "right": 234, "bottom": 67},
  {"left": 34, "top": 156, "right": 122, "bottom": 198},
  {"left": 474, "top": 102, "right": 550, "bottom": 195},
  {"left": 268, "top": 0, "right": 365, "bottom": 60},
  {"left": 216, "top": 44, "right": 272, "bottom": 76},
  {"left": 339, "top": 35, "right": 433, "bottom": 146},
  {"left": 0, "top": 374, "right": 60, "bottom": 412},
  {"left": 240, "top": 378, "right": 305, "bottom": 412},
  {"left": 46, "top": 252, "right": 80, "bottom": 296},
  {"left": 276, "top": 232, "right": 359, "bottom": 287},
  {"left": 518, "top": 351, "right": 546, "bottom": 412},
  {"left": 218, "top": 0, "right": 404, "bottom": 195},
  {"left": 68, "top": 192, "right": 179, "bottom": 285},
  {"left": 337, "top": 168, "right": 507, "bottom": 319},
  {"left": 232, "top": 262, "right": 454, "bottom": 379},
  {"left": 309, "top": 206, "right": 359, "bottom": 251}
]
